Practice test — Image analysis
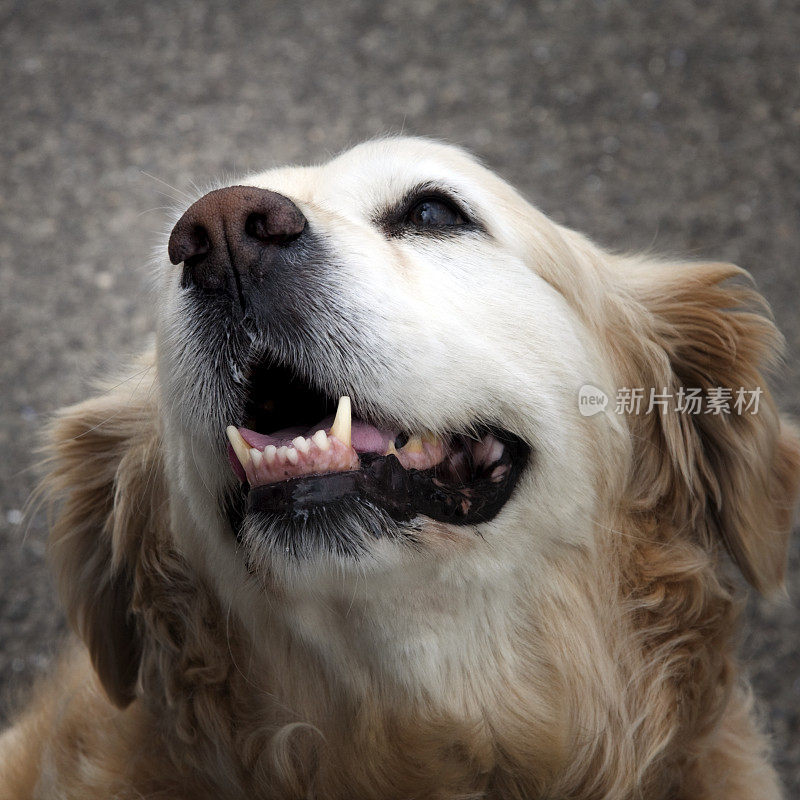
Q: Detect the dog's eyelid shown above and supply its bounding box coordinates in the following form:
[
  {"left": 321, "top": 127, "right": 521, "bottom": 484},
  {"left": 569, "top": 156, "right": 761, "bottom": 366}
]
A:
[{"left": 375, "top": 182, "right": 483, "bottom": 234}]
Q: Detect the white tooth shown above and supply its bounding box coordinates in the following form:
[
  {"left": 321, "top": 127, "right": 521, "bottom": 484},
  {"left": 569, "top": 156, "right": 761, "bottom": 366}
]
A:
[
  {"left": 489, "top": 440, "right": 504, "bottom": 463},
  {"left": 491, "top": 464, "right": 508, "bottom": 481},
  {"left": 292, "top": 436, "right": 310, "bottom": 454},
  {"left": 264, "top": 445, "right": 277, "bottom": 464},
  {"left": 226, "top": 426, "right": 251, "bottom": 468},
  {"left": 312, "top": 429, "right": 330, "bottom": 451},
  {"left": 250, "top": 448, "right": 263, "bottom": 467},
  {"left": 277, "top": 446, "right": 289, "bottom": 463},
  {"left": 286, "top": 447, "right": 299, "bottom": 465},
  {"left": 329, "top": 396, "right": 352, "bottom": 447}
]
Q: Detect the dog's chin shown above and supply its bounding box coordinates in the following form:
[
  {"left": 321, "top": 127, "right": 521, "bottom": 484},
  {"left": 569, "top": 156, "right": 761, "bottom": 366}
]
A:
[{"left": 236, "top": 496, "right": 416, "bottom": 572}]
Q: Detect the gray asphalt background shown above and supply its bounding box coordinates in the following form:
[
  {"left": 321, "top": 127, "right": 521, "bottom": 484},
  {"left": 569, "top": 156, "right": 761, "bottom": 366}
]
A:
[{"left": 1, "top": 0, "right": 798, "bottom": 790}]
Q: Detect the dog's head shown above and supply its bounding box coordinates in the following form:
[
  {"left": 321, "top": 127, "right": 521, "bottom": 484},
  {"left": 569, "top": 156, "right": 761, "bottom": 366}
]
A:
[
  {"left": 156, "top": 139, "right": 619, "bottom": 591},
  {"left": 44, "top": 138, "right": 800, "bottom": 792}
]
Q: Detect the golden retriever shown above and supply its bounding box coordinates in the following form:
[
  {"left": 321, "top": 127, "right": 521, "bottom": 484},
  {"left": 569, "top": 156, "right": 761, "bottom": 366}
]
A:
[{"left": 1, "top": 137, "right": 798, "bottom": 799}]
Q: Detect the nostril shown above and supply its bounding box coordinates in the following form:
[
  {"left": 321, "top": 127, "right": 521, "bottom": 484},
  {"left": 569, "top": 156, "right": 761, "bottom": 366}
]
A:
[
  {"left": 244, "top": 212, "right": 272, "bottom": 242},
  {"left": 246, "top": 212, "right": 296, "bottom": 244},
  {"left": 168, "top": 223, "right": 211, "bottom": 266},
  {"left": 245, "top": 212, "right": 303, "bottom": 245},
  {"left": 184, "top": 226, "right": 210, "bottom": 265}
]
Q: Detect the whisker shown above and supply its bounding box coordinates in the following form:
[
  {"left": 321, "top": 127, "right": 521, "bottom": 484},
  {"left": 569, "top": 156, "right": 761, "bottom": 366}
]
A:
[{"left": 139, "top": 170, "right": 193, "bottom": 202}]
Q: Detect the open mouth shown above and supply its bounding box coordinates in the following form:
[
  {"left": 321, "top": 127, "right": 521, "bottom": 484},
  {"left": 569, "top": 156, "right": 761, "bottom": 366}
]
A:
[{"left": 226, "top": 363, "right": 530, "bottom": 527}]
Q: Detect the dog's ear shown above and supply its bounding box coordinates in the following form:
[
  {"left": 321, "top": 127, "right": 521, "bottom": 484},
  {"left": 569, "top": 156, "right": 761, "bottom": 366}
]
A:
[
  {"left": 43, "top": 358, "right": 165, "bottom": 707},
  {"left": 616, "top": 261, "right": 800, "bottom": 594}
]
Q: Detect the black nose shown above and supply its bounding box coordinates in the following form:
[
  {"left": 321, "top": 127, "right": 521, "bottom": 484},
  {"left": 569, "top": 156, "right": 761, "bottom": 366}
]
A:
[{"left": 168, "top": 185, "right": 306, "bottom": 293}]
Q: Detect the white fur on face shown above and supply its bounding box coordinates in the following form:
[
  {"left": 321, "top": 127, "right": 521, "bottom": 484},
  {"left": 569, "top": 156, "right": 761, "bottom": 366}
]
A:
[{"left": 155, "top": 138, "right": 625, "bottom": 702}]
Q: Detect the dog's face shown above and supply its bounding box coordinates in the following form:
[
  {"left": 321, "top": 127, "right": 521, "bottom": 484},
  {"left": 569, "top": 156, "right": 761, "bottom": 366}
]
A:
[
  {"left": 156, "top": 139, "right": 621, "bottom": 624},
  {"left": 42, "top": 138, "right": 800, "bottom": 794},
  {"left": 146, "top": 138, "right": 800, "bottom": 703}
]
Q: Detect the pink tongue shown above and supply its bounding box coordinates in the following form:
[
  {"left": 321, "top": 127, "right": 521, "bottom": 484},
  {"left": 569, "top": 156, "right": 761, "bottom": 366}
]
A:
[{"left": 238, "top": 415, "right": 397, "bottom": 454}]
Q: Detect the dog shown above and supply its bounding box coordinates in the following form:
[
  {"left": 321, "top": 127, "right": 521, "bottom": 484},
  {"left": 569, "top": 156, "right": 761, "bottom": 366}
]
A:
[{"left": 1, "top": 137, "right": 798, "bottom": 799}]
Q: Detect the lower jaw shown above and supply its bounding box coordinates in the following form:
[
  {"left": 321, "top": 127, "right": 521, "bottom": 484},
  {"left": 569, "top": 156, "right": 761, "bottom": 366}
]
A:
[
  {"left": 246, "top": 450, "right": 526, "bottom": 526},
  {"left": 225, "top": 425, "right": 530, "bottom": 563}
]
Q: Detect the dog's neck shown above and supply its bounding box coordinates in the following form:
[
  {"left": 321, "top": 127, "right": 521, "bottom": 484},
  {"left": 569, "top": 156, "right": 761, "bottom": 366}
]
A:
[
  {"left": 143, "top": 502, "right": 745, "bottom": 799},
  {"left": 136, "top": 528, "right": 620, "bottom": 797}
]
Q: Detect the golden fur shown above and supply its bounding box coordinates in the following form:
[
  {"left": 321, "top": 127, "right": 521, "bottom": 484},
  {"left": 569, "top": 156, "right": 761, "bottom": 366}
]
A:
[{"left": 1, "top": 139, "right": 798, "bottom": 799}]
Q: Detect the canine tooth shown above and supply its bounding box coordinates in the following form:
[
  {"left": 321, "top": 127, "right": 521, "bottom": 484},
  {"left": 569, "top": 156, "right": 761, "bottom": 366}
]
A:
[
  {"left": 286, "top": 447, "right": 299, "bottom": 465},
  {"left": 401, "top": 434, "right": 424, "bottom": 454},
  {"left": 312, "top": 429, "right": 330, "bottom": 451},
  {"left": 292, "top": 436, "right": 310, "bottom": 454},
  {"left": 329, "top": 396, "right": 352, "bottom": 446},
  {"left": 250, "top": 448, "right": 263, "bottom": 467},
  {"left": 264, "top": 445, "right": 277, "bottom": 464},
  {"left": 226, "top": 426, "right": 251, "bottom": 468},
  {"left": 277, "top": 446, "right": 289, "bottom": 463},
  {"left": 385, "top": 440, "right": 398, "bottom": 456}
]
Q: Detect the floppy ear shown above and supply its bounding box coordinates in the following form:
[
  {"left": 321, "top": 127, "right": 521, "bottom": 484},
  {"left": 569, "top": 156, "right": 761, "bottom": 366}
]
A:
[
  {"left": 43, "top": 357, "right": 165, "bottom": 707},
  {"left": 616, "top": 261, "right": 800, "bottom": 594}
]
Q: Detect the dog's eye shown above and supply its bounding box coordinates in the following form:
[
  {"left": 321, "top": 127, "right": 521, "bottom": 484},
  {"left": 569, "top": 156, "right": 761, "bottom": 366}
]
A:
[{"left": 404, "top": 197, "right": 467, "bottom": 229}]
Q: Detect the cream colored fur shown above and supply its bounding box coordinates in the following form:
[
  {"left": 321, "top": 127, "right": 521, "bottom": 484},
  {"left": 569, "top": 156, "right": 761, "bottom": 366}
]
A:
[{"left": 1, "top": 138, "right": 798, "bottom": 799}]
